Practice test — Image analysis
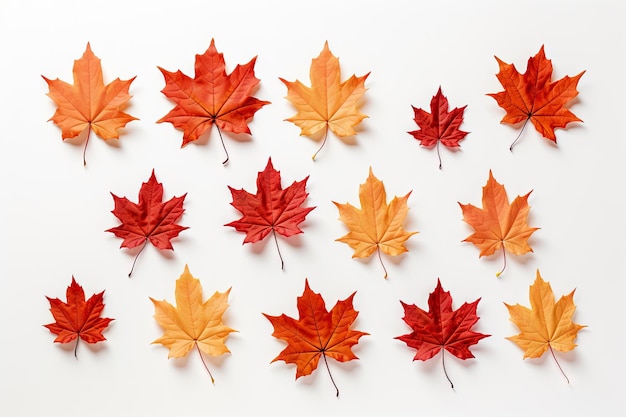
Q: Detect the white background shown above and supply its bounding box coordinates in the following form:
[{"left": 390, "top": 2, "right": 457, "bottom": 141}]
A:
[{"left": 1, "top": 0, "right": 625, "bottom": 416}]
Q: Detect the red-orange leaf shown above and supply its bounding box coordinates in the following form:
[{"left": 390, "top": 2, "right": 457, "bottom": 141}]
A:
[
  {"left": 43, "top": 43, "right": 137, "bottom": 165},
  {"left": 396, "top": 279, "right": 489, "bottom": 388},
  {"left": 157, "top": 39, "right": 270, "bottom": 164},
  {"left": 263, "top": 279, "right": 368, "bottom": 396},
  {"left": 459, "top": 170, "right": 539, "bottom": 277},
  {"left": 106, "top": 170, "right": 188, "bottom": 276},
  {"left": 408, "top": 87, "right": 468, "bottom": 169},
  {"left": 488, "top": 45, "right": 585, "bottom": 149},
  {"left": 44, "top": 277, "right": 114, "bottom": 357},
  {"left": 225, "top": 157, "right": 315, "bottom": 270}
]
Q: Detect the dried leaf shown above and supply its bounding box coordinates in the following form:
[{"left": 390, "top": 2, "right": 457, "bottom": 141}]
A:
[
  {"left": 458, "top": 170, "right": 538, "bottom": 277},
  {"left": 44, "top": 277, "right": 114, "bottom": 357},
  {"left": 280, "top": 41, "right": 369, "bottom": 159},
  {"left": 106, "top": 170, "right": 188, "bottom": 276},
  {"left": 487, "top": 45, "right": 585, "bottom": 149},
  {"left": 396, "top": 279, "right": 489, "bottom": 388},
  {"left": 43, "top": 43, "right": 137, "bottom": 165},
  {"left": 333, "top": 167, "right": 417, "bottom": 278},
  {"left": 505, "top": 270, "right": 586, "bottom": 382},
  {"left": 150, "top": 264, "right": 236, "bottom": 383},
  {"left": 157, "top": 39, "right": 270, "bottom": 164},
  {"left": 263, "top": 279, "right": 368, "bottom": 396}
]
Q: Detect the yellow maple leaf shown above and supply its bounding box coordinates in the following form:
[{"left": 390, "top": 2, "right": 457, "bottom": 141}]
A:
[
  {"left": 505, "top": 270, "right": 586, "bottom": 382},
  {"left": 333, "top": 168, "right": 417, "bottom": 278},
  {"left": 280, "top": 41, "right": 369, "bottom": 159},
  {"left": 150, "top": 264, "right": 236, "bottom": 382},
  {"left": 458, "top": 170, "right": 539, "bottom": 277}
]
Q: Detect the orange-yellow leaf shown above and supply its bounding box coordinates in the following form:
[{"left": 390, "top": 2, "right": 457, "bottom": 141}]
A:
[
  {"left": 459, "top": 170, "right": 539, "bottom": 276},
  {"left": 333, "top": 168, "right": 417, "bottom": 278},
  {"left": 280, "top": 41, "right": 369, "bottom": 159},
  {"left": 43, "top": 43, "right": 137, "bottom": 164},
  {"left": 150, "top": 265, "right": 236, "bottom": 380},
  {"left": 505, "top": 270, "right": 585, "bottom": 359}
]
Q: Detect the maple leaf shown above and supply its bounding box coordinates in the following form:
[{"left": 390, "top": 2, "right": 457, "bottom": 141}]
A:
[
  {"left": 487, "top": 45, "right": 585, "bottom": 150},
  {"left": 225, "top": 157, "right": 315, "bottom": 270},
  {"left": 280, "top": 41, "right": 370, "bottom": 159},
  {"left": 157, "top": 39, "right": 270, "bottom": 164},
  {"left": 408, "top": 87, "right": 468, "bottom": 169},
  {"left": 44, "top": 276, "right": 114, "bottom": 358},
  {"left": 263, "top": 279, "right": 368, "bottom": 396},
  {"left": 150, "top": 264, "right": 236, "bottom": 383},
  {"left": 42, "top": 43, "right": 137, "bottom": 166},
  {"left": 396, "top": 279, "right": 489, "bottom": 388},
  {"left": 106, "top": 170, "right": 188, "bottom": 277},
  {"left": 459, "top": 170, "right": 539, "bottom": 277},
  {"left": 505, "top": 270, "right": 586, "bottom": 383},
  {"left": 333, "top": 167, "right": 417, "bottom": 278}
]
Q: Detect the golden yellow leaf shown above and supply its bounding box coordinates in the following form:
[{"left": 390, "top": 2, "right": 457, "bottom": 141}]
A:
[
  {"left": 333, "top": 168, "right": 417, "bottom": 278},
  {"left": 150, "top": 265, "right": 236, "bottom": 382},
  {"left": 280, "top": 41, "right": 369, "bottom": 159},
  {"left": 505, "top": 270, "right": 586, "bottom": 382}
]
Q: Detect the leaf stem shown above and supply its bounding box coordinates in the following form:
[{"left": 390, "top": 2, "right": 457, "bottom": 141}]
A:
[
  {"left": 128, "top": 240, "right": 148, "bottom": 278},
  {"left": 195, "top": 342, "right": 215, "bottom": 384},
  {"left": 74, "top": 337, "right": 80, "bottom": 359},
  {"left": 510, "top": 117, "right": 530, "bottom": 151},
  {"left": 322, "top": 352, "right": 339, "bottom": 397},
  {"left": 376, "top": 246, "right": 388, "bottom": 279},
  {"left": 436, "top": 139, "right": 442, "bottom": 170},
  {"left": 216, "top": 125, "right": 229, "bottom": 165},
  {"left": 312, "top": 125, "right": 329, "bottom": 161},
  {"left": 441, "top": 349, "right": 454, "bottom": 389},
  {"left": 272, "top": 229, "right": 285, "bottom": 271},
  {"left": 83, "top": 125, "right": 92, "bottom": 167},
  {"left": 549, "top": 345, "right": 570, "bottom": 383},
  {"left": 496, "top": 245, "right": 507, "bottom": 278}
]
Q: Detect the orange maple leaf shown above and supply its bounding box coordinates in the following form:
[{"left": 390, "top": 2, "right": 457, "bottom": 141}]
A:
[
  {"left": 333, "top": 168, "right": 417, "bottom": 278},
  {"left": 150, "top": 265, "right": 236, "bottom": 383},
  {"left": 157, "top": 39, "right": 270, "bottom": 164},
  {"left": 44, "top": 276, "right": 114, "bottom": 358},
  {"left": 263, "top": 279, "right": 368, "bottom": 396},
  {"left": 488, "top": 45, "right": 585, "bottom": 150},
  {"left": 505, "top": 270, "right": 586, "bottom": 382},
  {"left": 43, "top": 43, "right": 137, "bottom": 165},
  {"left": 280, "top": 41, "right": 370, "bottom": 159},
  {"left": 459, "top": 170, "right": 539, "bottom": 277}
]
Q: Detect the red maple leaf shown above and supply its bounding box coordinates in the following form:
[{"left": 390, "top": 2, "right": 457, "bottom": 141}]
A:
[
  {"left": 487, "top": 45, "right": 585, "bottom": 150},
  {"left": 395, "top": 279, "right": 489, "bottom": 388},
  {"left": 225, "top": 157, "right": 315, "bottom": 269},
  {"left": 263, "top": 279, "right": 368, "bottom": 396},
  {"left": 106, "top": 170, "right": 188, "bottom": 276},
  {"left": 157, "top": 39, "right": 270, "bottom": 164},
  {"left": 408, "top": 87, "right": 468, "bottom": 169},
  {"left": 44, "top": 277, "right": 114, "bottom": 357}
]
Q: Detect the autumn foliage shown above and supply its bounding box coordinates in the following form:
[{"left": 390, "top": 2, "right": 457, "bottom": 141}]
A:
[
  {"left": 408, "top": 87, "right": 468, "bottom": 169},
  {"left": 280, "top": 41, "right": 369, "bottom": 159},
  {"left": 488, "top": 45, "right": 585, "bottom": 149},
  {"left": 106, "top": 170, "right": 188, "bottom": 276},
  {"left": 459, "top": 170, "right": 538, "bottom": 277},
  {"left": 44, "top": 277, "right": 114, "bottom": 357},
  {"left": 263, "top": 279, "right": 368, "bottom": 396},
  {"left": 225, "top": 158, "right": 315, "bottom": 269},
  {"left": 334, "top": 168, "right": 417, "bottom": 278},
  {"left": 396, "top": 279, "right": 489, "bottom": 388},
  {"left": 43, "top": 43, "right": 137, "bottom": 165},
  {"left": 505, "top": 270, "right": 585, "bottom": 382},
  {"left": 150, "top": 265, "right": 236, "bottom": 382},
  {"left": 157, "top": 39, "right": 270, "bottom": 163}
]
